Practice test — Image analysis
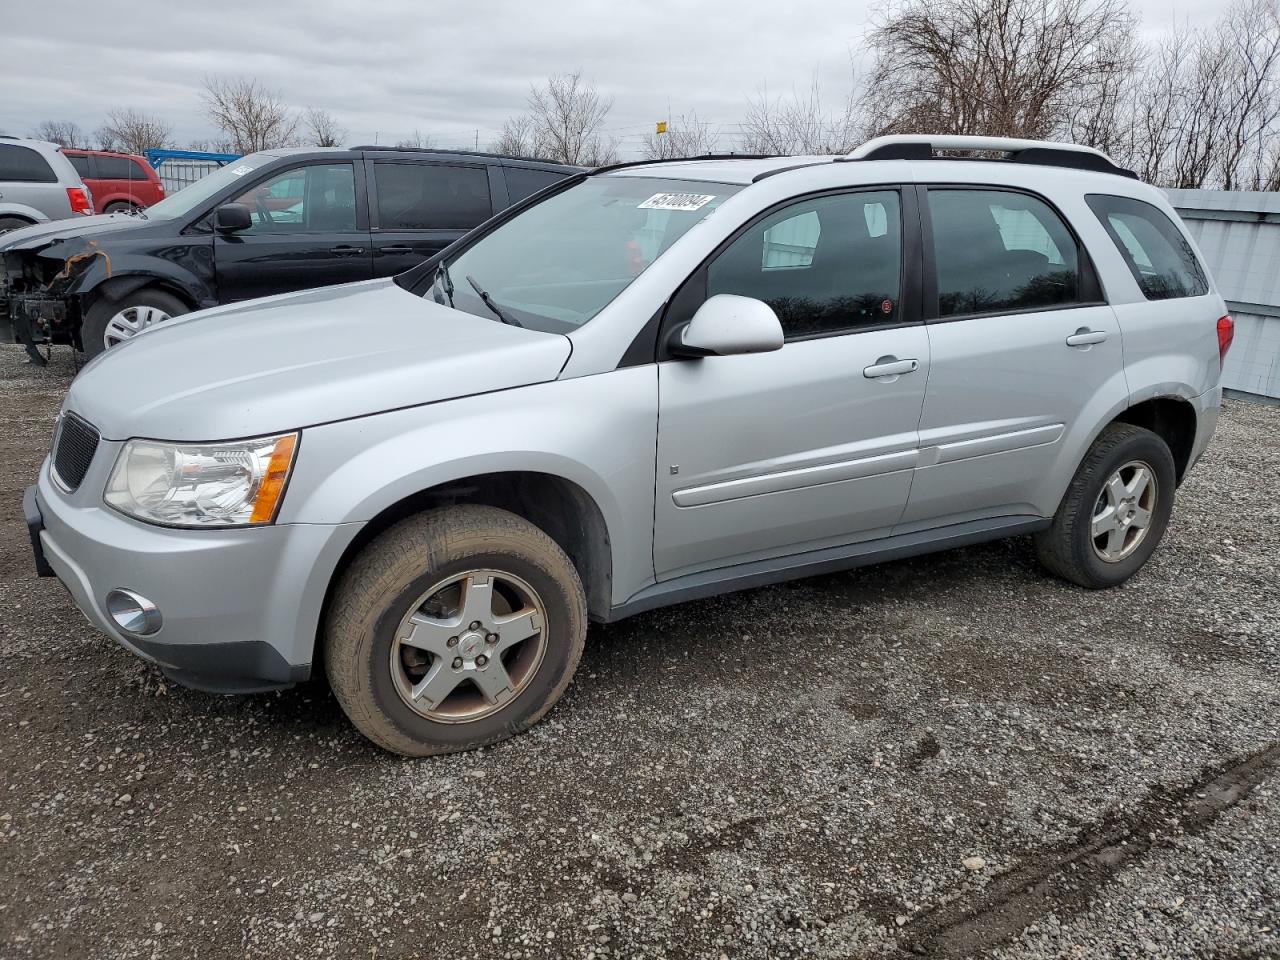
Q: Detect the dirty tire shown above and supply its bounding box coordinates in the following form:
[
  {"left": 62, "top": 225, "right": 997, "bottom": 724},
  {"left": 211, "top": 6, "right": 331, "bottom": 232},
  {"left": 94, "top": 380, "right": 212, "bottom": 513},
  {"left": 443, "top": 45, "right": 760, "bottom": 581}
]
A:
[
  {"left": 79, "top": 288, "right": 188, "bottom": 359},
  {"left": 324, "top": 505, "right": 587, "bottom": 757},
  {"left": 1035, "top": 422, "right": 1176, "bottom": 589},
  {"left": 104, "top": 202, "right": 137, "bottom": 215}
]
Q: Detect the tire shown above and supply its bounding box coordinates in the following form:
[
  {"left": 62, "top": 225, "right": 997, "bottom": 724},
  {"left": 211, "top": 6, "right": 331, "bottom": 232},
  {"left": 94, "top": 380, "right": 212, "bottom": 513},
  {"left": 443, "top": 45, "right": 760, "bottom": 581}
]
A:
[
  {"left": 80, "top": 288, "right": 188, "bottom": 358},
  {"left": 0, "top": 216, "right": 33, "bottom": 234},
  {"left": 1035, "top": 423, "right": 1177, "bottom": 589},
  {"left": 324, "top": 505, "right": 588, "bottom": 757},
  {"left": 104, "top": 202, "right": 137, "bottom": 215}
]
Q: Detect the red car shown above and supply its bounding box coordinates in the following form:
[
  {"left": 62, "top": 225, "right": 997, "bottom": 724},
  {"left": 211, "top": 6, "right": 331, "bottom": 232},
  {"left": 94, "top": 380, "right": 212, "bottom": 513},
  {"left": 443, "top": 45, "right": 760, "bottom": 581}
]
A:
[{"left": 64, "top": 150, "right": 165, "bottom": 214}]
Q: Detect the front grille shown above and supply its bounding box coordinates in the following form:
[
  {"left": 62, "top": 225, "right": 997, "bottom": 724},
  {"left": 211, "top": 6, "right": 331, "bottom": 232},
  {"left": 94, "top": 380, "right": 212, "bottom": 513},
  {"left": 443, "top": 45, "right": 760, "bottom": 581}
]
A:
[{"left": 52, "top": 413, "right": 100, "bottom": 492}]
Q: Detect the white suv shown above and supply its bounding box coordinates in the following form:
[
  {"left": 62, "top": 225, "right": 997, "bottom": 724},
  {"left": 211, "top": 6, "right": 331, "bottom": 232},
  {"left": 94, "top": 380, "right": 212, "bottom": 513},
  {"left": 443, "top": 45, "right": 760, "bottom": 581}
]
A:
[{"left": 27, "top": 136, "right": 1231, "bottom": 755}]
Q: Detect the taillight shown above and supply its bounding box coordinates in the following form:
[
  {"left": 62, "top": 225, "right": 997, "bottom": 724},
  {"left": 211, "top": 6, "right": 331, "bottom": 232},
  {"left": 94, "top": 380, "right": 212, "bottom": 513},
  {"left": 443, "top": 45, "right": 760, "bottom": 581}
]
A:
[
  {"left": 1216, "top": 315, "right": 1234, "bottom": 367},
  {"left": 66, "top": 186, "right": 92, "bottom": 215}
]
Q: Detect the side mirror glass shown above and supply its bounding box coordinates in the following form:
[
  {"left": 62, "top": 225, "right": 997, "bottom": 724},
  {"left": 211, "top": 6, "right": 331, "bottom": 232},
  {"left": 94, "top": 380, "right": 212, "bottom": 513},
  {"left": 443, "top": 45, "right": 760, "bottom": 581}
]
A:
[
  {"left": 673, "top": 294, "right": 784, "bottom": 357},
  {"left": 214, "top": 203, "right": 253, "bottom": 232}
]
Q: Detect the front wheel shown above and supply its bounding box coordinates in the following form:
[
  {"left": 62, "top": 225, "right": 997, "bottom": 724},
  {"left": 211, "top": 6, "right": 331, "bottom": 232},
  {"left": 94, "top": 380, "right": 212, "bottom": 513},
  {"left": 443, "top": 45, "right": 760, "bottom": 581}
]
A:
[
  {"left": 324, "top": 505, "right": 588, "bottom": 756},
  {"left": 1035, "top": 423, "right": 1177, "bottom": 589},
  {"left": 80, "top": 288, "right": 188, "bottom": 358}
]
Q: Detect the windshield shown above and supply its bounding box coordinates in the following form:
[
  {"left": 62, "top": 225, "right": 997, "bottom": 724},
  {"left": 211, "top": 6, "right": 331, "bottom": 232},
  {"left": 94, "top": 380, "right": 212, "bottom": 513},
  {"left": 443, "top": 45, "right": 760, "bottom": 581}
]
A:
[
  {"left": 426, "top": 176, "right": 742, "bottom": 333},
  {"left": 141, "top": 154, "right": 272, "bottom": 221}
]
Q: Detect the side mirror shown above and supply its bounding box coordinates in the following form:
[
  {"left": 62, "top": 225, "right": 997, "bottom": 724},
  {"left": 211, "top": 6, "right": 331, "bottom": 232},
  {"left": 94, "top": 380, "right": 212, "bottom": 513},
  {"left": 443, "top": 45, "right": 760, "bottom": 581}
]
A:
[
  {"left": 672, "top": 294, "right": 784, "bottom": 358},
  {"left": 214, "top": 203, "right": 253, "bottom": 232}
]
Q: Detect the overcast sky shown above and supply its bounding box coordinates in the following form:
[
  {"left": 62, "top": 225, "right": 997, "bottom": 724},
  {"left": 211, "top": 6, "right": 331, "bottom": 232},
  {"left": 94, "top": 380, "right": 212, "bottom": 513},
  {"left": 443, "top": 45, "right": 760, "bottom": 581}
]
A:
[{"left": 0, "top": 0, "right": 1228, "bottom": 159}]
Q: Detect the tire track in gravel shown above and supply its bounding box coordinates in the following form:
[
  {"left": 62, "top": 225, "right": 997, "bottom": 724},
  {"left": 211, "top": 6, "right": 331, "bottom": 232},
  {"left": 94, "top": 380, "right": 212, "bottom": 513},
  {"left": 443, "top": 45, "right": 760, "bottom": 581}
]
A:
[{"left": 898, "top": 744, "right": 1280, "bottom": 958}]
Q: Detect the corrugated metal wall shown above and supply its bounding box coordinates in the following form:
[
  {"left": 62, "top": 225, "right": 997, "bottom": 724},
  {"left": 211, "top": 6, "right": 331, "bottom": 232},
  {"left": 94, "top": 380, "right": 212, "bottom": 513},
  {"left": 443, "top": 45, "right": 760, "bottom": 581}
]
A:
[{"left": 1167, "top": 189, "right": 1280, "bottom": 399}]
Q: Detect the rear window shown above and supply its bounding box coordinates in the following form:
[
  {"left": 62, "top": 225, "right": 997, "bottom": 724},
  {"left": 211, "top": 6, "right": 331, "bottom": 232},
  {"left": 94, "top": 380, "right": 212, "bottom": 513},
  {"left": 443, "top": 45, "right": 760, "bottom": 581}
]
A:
[
  {"left": 0, "top": 144, "right": 57, "bottom": 183},
  {"left": 67, "top": 153, "right": 91, "bottom": 178},
  {"left": 95, "top": 155, "right": 150, "bottom": 180},
  {"left": 374, "top": 162, "right": 492, "bottom": 230},
  {"left": 1086, "top": 195, "right": 1208, "bottom": 300},
  {"left": 505, "top": 166, "right": 567, "bottom": 203}
]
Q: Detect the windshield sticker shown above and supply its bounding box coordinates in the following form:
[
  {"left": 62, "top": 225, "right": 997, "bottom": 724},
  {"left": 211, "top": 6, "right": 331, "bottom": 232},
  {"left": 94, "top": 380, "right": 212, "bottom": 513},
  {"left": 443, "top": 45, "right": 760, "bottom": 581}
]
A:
[
  {"left": 638, "top": 192, "right": 716, "bottom": 211},
  {"left": 227, "top": 164, "right": 254, "bottom": 177}
]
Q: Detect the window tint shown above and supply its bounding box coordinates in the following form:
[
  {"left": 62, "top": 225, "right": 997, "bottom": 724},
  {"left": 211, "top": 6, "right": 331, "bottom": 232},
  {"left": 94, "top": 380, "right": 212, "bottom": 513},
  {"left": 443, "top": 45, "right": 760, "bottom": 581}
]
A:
[
  {"left": 95, "top": 155, "right": 149, "bottom": 180},
  {"left": 706, "top": 190, "right": 902, "bottom": 338},
  {"left": 67, "top": 154, "right": 91, "bottom": 177},
  {"left": 928, "top": 189, "right": 1081, "bottom": 317},
  {"left": 1086, "top": 194, "right": 1208, "bottom": 300},
  {"left": 230, "top": 163, "right": 356, "bottom": 233},
  {"left": 0, "top": 144, "right": 57, "bottom": 183},
  {"left": 504, "top": 166, "right": 567, "bottom": 203},
  {"left": 374, "top": 163, "right": 492, "bottom": 230}
]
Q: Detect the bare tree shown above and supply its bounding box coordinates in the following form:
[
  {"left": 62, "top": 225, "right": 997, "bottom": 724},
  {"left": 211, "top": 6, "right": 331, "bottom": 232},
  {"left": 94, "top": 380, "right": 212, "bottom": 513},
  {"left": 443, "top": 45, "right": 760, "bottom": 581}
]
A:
[
  {"left": 304, "top": 107, "right": 346, "bottom": 148},
  {"left": 861, "top": 0, "right": 1139, "bottom": 141},
  {"left": 741, "top": 73, "right": 860, "bottom": 154},
  {"left": 396, "top": 129, "right": 437, "bottom": 149},
  {"left": 491, "top": 115, "right": 538, "bottom": 157},
  {"left": 95, "top": 109, "right": 173, "bottom": 154},
  {"left": 200, "top": 76, "right": 300, "bottom": 153},
  {"left": 503, "top": 72, "right": 619, "bottom": 165},
  {"left": 641, "top": 111, "right": 721, "bottom": 159},
  {"left": 32, "top": 120, "right": 89, "bottom": 148},
  {"left": 186, "top": 137, "right": 236, "bottom": 153}
]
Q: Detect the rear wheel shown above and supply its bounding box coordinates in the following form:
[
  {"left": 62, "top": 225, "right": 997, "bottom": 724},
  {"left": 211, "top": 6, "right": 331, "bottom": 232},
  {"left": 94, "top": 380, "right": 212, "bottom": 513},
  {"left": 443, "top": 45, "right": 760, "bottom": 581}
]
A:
[
  {"left": 104, "top": 202, "right": 138, "bottom": 215},
  {"left": 80, "top": 288, "right": 188, "bottom": 358},
  {"left": 324, "top": 505, "right": 587, "bottom": 756},
  {"left": 1035, "top": 423, "right": 1177, "bottom": 588},
  {"left": 0, "top": 216, "right": 33, "bottom": 234}
]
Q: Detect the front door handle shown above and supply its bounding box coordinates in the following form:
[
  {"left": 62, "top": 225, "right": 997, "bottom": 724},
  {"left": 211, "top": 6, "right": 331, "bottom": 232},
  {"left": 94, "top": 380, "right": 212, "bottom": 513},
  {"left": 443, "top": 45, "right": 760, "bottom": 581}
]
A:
[
  {"left": 1065, "top": 328, "right": 1109, "bottom": 348},
  {"left": 863, "top": 357, "right": 919, "bottom": 379},
  {"left": 380, "top": 245, "right": 414, "bottom": 255},
  {"left": 330, "top": 245, "right": 364, "bottom": 255}
]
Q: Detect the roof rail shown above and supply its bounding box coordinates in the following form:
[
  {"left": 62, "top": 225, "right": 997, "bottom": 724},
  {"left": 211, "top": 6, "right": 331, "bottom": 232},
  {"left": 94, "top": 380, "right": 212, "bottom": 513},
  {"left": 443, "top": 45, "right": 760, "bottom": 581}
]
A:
[
  {"left": 846, "top": 135, "right": 1137, "bottom": 178},
  {"left": 352, "top": 145, "right": 573, "bottom": 167},
  {"left": 592, "top": 153, "right": 776, "bottom": 175}
]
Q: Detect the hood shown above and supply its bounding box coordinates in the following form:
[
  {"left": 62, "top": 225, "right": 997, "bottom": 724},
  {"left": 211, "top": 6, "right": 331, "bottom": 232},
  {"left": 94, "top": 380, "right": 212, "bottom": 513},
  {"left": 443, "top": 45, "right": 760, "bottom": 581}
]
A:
[
  {"left": 65, "top": 278, "right": 572, "bottom": 441},
  {"left": 0, "top": 213, "right": 156, "bottom": 253}
]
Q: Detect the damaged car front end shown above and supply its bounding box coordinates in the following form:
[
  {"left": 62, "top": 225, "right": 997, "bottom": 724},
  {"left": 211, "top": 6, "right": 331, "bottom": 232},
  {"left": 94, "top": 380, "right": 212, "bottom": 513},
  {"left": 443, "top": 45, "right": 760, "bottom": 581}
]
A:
[{"left": 1, "top": 240, "right": 102, "bottom": 363}]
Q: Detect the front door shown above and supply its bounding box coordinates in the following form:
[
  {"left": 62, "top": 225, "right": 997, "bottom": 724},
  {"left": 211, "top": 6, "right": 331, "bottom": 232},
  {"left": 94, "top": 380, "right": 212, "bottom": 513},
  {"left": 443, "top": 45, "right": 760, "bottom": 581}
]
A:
[
  {"left": 368, "top": 160, "right": 497, "bottom": 276},
  {"left": 653, "top": 188, "right": 930, "bottom": 580},
  {"left": 900, "top": 186, "right": 1126, "bottom": 527},
  {"left": 215, "top": 161, "right": 372, "bottom": 302}
]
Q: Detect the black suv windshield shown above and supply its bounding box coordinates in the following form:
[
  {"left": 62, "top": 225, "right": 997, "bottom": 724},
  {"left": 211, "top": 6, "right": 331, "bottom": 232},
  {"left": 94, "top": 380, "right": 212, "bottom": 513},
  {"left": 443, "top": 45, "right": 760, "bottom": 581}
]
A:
[
  {"left": 142, "top": 154, "right": 271, "bottom": 221},
  {"left": 425, "top": 176, "right": 742, "bottom": 333}
]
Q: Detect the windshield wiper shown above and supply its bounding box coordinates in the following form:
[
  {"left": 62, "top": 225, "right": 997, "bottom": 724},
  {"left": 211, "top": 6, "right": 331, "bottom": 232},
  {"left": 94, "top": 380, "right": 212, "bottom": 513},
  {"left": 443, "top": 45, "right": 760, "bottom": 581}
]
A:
[
  {"left": 433, "top": 259, "right": 455, "bottom": 307},
  {"left": 465, "top": 274, "right": 521, "bottom": 327}
]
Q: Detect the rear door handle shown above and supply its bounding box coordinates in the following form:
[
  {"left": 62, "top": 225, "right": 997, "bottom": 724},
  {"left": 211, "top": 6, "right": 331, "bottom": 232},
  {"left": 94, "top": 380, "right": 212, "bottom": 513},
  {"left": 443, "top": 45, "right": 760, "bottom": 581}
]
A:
[
  {"left": 1065, "top": 328, "right": 1108, "bottom": 347},
  {"left": 863, "top": 357, "right": 919, "bottom": 379},
  {"left": 380, "top": 245, "right": 414, "bottom": 255},
  {"left": 330, "top": 245, "right": 364, "bottom": 255}
]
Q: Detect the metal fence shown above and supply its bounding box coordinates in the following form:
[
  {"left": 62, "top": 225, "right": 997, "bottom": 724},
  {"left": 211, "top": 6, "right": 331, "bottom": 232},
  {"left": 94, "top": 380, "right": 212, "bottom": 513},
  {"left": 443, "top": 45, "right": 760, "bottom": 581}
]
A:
[
  {"left": 1168, "top": 189, "right": 1280, "bottom": 400},
  {"left": 143, "top": 149, "right": 240, "bottom": 195}
]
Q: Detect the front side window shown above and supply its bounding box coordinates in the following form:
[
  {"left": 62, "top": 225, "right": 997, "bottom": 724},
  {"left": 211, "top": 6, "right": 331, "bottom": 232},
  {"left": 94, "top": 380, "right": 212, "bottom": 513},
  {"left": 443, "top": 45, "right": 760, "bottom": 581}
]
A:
[
  {"left": 0, "top": 144, "right": 57, "bottom": 183},
  {"left": 424, "top": 176, "right": 742, "bottom": 333},
  {"left": 928, "top": 189, "right": 1081, "bottom": 317},
  {"left": 374, "top": 163, "right": 492, "bottom": 230},
  {"left": 229, "top": 163, "right": 356, "bottom": 233},
  {"left": 1086, "top": 194, "right": 1208, "bottom": 300},
  {"left": 707, "top": 190, "right": 903, "bottom": 338}
]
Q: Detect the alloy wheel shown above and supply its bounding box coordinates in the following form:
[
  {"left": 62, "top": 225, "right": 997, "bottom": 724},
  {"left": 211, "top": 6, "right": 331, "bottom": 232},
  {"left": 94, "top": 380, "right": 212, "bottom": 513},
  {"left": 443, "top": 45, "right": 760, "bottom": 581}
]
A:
[{"left": 1091, "top": 459, "right": 1157, "bottom": 562}]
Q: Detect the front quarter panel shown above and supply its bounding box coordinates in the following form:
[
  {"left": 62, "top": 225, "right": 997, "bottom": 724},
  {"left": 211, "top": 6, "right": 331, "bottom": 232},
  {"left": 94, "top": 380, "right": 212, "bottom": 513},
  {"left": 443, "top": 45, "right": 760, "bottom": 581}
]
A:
[{"left": 279, "top": 367, "right": 660, "bottom": 605}]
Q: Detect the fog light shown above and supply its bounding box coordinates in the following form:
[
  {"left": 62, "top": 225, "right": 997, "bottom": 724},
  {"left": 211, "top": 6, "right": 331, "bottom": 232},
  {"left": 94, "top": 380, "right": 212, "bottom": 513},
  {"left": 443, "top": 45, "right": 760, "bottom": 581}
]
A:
[{"left": 105, "top": 588, "right": 162, "bottom": 636}]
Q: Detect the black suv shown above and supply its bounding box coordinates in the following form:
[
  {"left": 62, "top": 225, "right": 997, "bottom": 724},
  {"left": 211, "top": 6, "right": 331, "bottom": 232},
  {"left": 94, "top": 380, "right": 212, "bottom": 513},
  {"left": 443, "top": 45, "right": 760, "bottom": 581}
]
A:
[{"left": 0, "top": 147, "right": 579, "bottom": 359}]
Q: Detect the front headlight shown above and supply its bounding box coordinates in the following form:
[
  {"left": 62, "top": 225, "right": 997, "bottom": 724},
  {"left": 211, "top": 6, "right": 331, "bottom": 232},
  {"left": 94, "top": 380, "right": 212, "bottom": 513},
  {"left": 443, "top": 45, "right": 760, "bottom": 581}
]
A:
[{"left": 105, "top": 433, "right": 299, "bottom": 528}]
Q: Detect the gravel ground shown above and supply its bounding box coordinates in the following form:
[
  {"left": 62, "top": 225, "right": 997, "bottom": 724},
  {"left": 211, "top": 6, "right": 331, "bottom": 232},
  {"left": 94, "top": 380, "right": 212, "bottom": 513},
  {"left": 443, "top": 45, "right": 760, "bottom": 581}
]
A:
[{"left": 0, "top": 343, "right": 1277, "bottom": 960}]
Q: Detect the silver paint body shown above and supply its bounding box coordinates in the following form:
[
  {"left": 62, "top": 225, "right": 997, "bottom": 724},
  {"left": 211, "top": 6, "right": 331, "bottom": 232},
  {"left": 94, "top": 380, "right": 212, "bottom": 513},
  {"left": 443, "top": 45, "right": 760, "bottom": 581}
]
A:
[
  {"left": 0, "top": 138, "right": 86, "bottom": 225},
  {"left": 35, "top": 155, "right": 1225, "bottom": 678}
]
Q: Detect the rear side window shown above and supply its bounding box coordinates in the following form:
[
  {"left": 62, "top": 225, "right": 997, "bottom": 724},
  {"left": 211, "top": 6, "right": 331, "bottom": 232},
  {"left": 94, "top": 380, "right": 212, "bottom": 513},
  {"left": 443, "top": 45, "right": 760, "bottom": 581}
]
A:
[
  {"left": 67, "top": 154, "right": 91, "bottom": 178},
  {"left": 707, "top": 190, "right": 903, "bottom": 338},
  {"left": 374, "top": 162, "right": 492, "bottom": 230},
  {"left": 1086, "top": 195, "right": 1208, "bottom": 300},
  {"left": 504, "top": 166, "right": 566, "bottom": 203},
  {"left": 96, "top": 155, "right": 150, "bottom": 180},
  {"left": 927, "top": 188, "right": 1081, "bottom": 317},
  {"left": 0, "top": 144, "right": 57, "bottom": 183}
]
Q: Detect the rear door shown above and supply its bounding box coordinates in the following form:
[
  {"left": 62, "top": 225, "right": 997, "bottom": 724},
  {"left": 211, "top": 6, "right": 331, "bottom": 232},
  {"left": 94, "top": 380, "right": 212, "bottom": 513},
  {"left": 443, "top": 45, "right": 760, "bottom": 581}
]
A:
[
  {"left": 900, "top": 185, "right": 1125, "bottom": 528},
  {"left": 368, "top": 159, "right": 498, "bottom": 275},
  {"left": 214, "top": 160, "right": 372, "bottom": 302},
  {"left": 93, "top": 154, "right": 161, "bottom": 209},
  {"left": 653, "top": 187, "right": 929, "bottom": 579}
]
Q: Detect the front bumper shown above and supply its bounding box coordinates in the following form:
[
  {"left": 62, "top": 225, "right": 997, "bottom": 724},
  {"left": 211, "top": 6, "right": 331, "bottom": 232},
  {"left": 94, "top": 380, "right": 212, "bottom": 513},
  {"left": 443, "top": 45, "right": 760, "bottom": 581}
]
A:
[{"left": 29, "top": 463, "right": 362, "bottom": 695}]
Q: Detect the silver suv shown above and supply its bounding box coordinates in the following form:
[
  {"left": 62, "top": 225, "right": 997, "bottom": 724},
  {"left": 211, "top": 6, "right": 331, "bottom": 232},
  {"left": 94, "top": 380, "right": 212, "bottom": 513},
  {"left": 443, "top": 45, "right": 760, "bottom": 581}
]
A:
[
  {"left": 26, "top": 136, "right": 1231, "bottom": 756},
  {"left": 0, "top": 137, "right": 93, "bottom": 232}
]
